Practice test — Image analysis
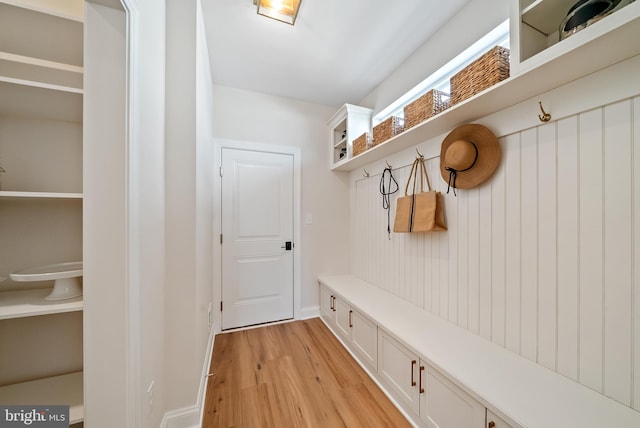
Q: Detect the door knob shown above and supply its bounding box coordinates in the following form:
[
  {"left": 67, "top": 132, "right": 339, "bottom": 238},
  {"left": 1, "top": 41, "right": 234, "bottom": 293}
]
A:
[{"left": 281, "top": 241, "right": 293, "bottom": 250}]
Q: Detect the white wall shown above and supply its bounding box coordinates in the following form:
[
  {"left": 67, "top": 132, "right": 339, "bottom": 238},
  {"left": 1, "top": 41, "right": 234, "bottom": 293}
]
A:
[
  {"left": 350, "top": 56, "right": 640, "bottom": 410},
  {"left": 83, "top": 3, "right": 127, "bottom": 426},
  {"left": 164, "top": 0, "right": 214, "bottom": 418},
  {"left": 134, "top": 0, "right": 167, "bottom": 426},
  {"left": 211, "top": 85, "right": 349, "bottom": 313}
]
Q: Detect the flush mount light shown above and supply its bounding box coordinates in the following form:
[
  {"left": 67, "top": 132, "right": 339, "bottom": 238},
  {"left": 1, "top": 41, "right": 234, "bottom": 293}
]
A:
[{"left": 254, "top": 0, "right": 301, "bottom": 25}]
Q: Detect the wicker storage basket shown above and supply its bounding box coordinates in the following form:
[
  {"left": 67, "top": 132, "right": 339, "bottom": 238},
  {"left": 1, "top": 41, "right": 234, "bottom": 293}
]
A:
[
  {"left": 352, "top": 132, "right": 370, "bottom": 156},
  {"left": 403, "top": 89, "right": 450, "bottom": 130},
  {"left": 373, "top": 116, "right": 404, "bottom": 147},
  {"left": 450, "top": 46, "right": 510, "bottom": 106}
]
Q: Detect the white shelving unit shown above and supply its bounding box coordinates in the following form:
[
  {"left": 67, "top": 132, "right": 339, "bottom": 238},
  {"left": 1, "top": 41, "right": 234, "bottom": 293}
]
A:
[
  {"left": 0, "top": 1, "right": 84, "bottom": 423},
  {"left": 328, "top": 104, "right": 373, "bottom": 169},
  {"left": 333, "top": 1, "right": 640, "bottom": 172}
]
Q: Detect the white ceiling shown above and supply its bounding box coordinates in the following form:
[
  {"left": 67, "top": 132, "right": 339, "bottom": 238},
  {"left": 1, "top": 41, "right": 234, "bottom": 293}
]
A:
[{"left": 201, "top": 0, "right": 471, "bottom": 107}]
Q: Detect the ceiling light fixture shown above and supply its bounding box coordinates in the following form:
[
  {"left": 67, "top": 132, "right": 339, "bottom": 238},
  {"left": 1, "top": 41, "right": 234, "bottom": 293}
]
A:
[{"left": 254, "top": 0, "right": 301, "bottom": 25}]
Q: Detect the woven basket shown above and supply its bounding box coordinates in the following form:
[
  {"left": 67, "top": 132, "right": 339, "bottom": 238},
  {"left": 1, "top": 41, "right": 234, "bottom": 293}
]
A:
[
  {"left": 373, "top": 116, "right": 404, "bottom": 147},
  {"left": 450, "top": 46, "right": 510, "bottom": 106},
  {"left": 403, "top": 89, "right": 450, "bottom": 130},
  {"left": 352, "top": 132, "right": 370, "bottom": 156}
]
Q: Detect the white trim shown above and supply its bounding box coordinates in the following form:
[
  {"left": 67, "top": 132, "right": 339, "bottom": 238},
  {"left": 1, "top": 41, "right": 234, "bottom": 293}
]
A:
[
  {"left": 160, "top": 405, "right": 200, "bottom": 428},
  {"left": 213, "top": 138, "right": 302, "bottom": 330},
  {"left": 300, "top": 305, "right": 320, "bottom": 320},
  {"left": 198, "top": 326, "right": 216, "bottom": 426},
  {"left": 116, "top": 0, "right": 140, "bottom": 426}
]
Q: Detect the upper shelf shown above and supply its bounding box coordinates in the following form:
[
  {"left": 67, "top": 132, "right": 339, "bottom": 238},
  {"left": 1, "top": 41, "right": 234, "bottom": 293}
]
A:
[
  {"left": 332, "top": 2, "right": 640, "bottom": 172},
  {"left": 0, "top": 191, "right": 83, "bottom": 199}
]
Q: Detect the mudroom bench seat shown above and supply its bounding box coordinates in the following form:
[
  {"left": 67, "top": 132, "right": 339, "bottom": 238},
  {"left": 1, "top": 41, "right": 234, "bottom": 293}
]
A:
[{"left": 318, "top": 274, "right": 640, "bottom": 428}]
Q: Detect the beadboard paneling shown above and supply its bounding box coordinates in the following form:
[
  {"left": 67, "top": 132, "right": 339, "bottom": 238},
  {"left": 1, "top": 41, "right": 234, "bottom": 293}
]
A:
[{"left": 350, "top": 95, "right": 640, "bottom": 410}]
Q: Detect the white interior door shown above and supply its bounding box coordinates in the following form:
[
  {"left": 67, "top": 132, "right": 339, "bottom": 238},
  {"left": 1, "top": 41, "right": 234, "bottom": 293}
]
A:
[{"left": 221, "top": 147, "right": 294, "bottom": 330}]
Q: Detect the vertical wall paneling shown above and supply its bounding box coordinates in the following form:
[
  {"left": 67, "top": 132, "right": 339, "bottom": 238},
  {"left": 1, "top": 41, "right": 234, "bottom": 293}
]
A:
[
  {"left": 491, "top": 138, "right": 507, "bottom": 347},
  {"left": 458, "top": 184, "right": 470, "bottom": 329},
  {"left": 348, "top": 92, "right": 640, "bottom": 411},
  {"left": 537, "top": 122, "right": 558, "bottom": 371},
  {"left": 478, "top": 183, "right": 493, "bottom": 341},
  {"left": 578, "top": 107, "right": 605, "bottom": 393},
  {"left": 448, "top": 162, "right": 462, "bottom": 323},
  {"left": 467, "top": 187, "right": 481, "bottom": 335},
  {"left": 634, "top": 96, "right": 640, "bottom": 410},
  {"left": 556, "top": 116, "right": 580, "bottom": 381},
  {"left": 505, "top": 133, "right": 522, "bottom": 354},
  {"left": 603, "top": 100, "right": 633, "bottom": 406},
  {"left": 520, "top": 127, "right": 539, "bottom": 362}
]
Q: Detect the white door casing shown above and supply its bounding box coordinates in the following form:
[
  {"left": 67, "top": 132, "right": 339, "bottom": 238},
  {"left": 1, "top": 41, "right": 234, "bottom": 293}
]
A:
[{"left": 221, "top": 147, "right": 295, "bottom": 330}]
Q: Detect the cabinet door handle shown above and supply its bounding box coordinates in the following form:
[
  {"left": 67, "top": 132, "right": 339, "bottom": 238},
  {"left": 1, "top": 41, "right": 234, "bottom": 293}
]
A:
[
  {"left": 332, "top": 296, "right": 336, "bottom": 312},
  {"left": 330, "top": 295, "right": 334, "bottom": 310},
  {"left": 411, "top": 360, "right": 417, "bottom": 386},
  {"left": 349, "top": 310, "right": 353, "bottom": 328},
  {"left": 419, "top": 365, "right": 425, "bottom": 393},
  {"left": 488, "top": 422, "right": 496, "bottom": 428}
]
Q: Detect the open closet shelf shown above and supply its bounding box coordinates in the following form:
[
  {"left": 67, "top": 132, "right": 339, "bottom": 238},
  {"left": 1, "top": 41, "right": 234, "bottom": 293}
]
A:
[
  {"left": 0, "top": 79, "right": 82, "bottom": 122},
  {"left": 0, "top": 288, "right": 83, "bottom": 320},
  {"left": 0, "top": 191, "right": 83, "bottom": 199},
  {"left": 333, "top": 2, "right": 640, "bottom": 172},
  {"left": 0, "top": 371, "right": 83, "bottom": 424}
]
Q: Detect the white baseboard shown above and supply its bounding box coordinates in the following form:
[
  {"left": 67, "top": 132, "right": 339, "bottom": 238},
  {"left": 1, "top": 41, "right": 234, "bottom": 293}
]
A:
[
  {"left": 300, "top": 305, "right": 319, "bottom": 320},
  {"left": 161, "top": 325, "right": 216, "bottom": 428},
  {"left": 159, "top": 405, "right": 199, "bottom": 428}
]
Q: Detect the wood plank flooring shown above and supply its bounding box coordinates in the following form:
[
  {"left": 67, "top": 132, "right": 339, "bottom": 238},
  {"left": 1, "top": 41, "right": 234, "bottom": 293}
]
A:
[{"left": 202, "top": 318, "right": 411, "bottom": 427}]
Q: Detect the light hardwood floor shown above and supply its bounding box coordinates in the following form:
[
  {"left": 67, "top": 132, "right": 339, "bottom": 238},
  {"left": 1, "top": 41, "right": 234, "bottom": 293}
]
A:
[{"left": 202, "top": 317, "right": 411, "bottom": 427}]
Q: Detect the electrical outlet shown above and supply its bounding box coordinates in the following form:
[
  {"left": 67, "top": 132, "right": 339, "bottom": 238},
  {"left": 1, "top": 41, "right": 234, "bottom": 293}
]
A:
[{"left": 147, "top": 380, "right": 155, "bottom": 415}]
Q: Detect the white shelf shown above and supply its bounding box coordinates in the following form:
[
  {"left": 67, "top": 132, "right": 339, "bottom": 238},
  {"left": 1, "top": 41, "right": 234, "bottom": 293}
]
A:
[
  {"left": 521, "top": 0, "right": 575, "bottom": 35},
  {"left": 333, "top": 6, "right": 640, "bottom": 172},
  {"left": 0, "top": 0, "right": 83, "bottom": 22},
  {"left": 0, "top": 79, "right": 82, "bottom": 122},
  {"left": 0, "top": 191, "right": 83, "bottom": 199},
  {"left": 0, "top": 288, "right": 83, "bottom": 320},
  {"left": 0, "top": 371, "right": 83, "bottom": 424},
  {"left": 0, "top": 52, "right": 83, "bottom": 90}
]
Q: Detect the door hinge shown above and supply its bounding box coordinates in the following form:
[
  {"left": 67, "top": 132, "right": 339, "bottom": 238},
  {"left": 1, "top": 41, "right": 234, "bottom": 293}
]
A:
[
  {"left": 220, "top": 234, "right": 223, "bottom": 244},
  {"left": 220, "top": 301, "right": 223, "bottom": 312},
  {"left": 219, "top": 166, "right": 223, "bottom": 177}
]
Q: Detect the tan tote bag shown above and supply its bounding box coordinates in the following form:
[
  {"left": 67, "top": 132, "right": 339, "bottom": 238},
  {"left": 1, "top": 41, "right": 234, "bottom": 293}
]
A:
[
  {"left": 393, "top": 158, "right": 419, "bottom": 233},
  {"left": 394, "top": 157, "right": 447, "bottom": 233}
]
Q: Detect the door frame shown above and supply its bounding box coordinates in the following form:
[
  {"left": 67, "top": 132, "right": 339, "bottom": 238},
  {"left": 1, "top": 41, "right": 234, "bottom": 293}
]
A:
[{"left": 213, "top": 138, "right": 302, "bottom": 332}]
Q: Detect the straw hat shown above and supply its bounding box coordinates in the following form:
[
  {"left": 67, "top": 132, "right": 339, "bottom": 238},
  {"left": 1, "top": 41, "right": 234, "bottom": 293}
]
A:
[{"left": 440, "top": 124, "right": 501, "bottom": 191}]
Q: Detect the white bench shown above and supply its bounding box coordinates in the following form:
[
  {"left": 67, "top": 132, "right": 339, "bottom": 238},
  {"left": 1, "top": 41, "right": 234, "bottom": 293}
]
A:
[{"left": 318, "top": 274, "right": 640, "bottom": 428}]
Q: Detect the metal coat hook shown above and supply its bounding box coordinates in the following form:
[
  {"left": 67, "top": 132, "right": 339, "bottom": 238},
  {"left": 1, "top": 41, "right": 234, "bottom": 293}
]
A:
[
  {"left": 416, "top": 148, "right": 424, "bottom": 158},
  {"left": 363, "top": 169, "right": 370, "bottom": 177},
  {"left": 538, "top": 101, "right": 551, "bottom": 122},
  {"left": 386, "top": 161, "right": 392, "bottom": 169}
]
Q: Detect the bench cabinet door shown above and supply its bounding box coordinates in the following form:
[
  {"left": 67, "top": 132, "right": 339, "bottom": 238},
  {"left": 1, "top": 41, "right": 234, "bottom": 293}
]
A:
[
  {"left": 420, "top": 364, "right": 485, "bottom": 428},
  {"left": 319, "top": 284, "right": 334, "bottom": 324},
  {"left": 334, "top": 295, "right": 351, "bottom": 341},
  {"left": 378, "top": 329, "right": 420, "bottom": 414},
  {"left": 350, "top": 308, "right": 378, "bottom": 371}
]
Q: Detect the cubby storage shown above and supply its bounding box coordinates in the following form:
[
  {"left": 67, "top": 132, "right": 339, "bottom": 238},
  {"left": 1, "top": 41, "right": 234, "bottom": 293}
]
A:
[
  {"left": 329, "top": 0, "right": 640, "bottom": 172},
  {"left": 319, "top": 275, "right": 640, "bottom": 428},
  {"left": 327, "top": 103, "right": 372, "bottom": 169},
  {"left": 0, "top": 0, "right": 84, "bottom": 422}
]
